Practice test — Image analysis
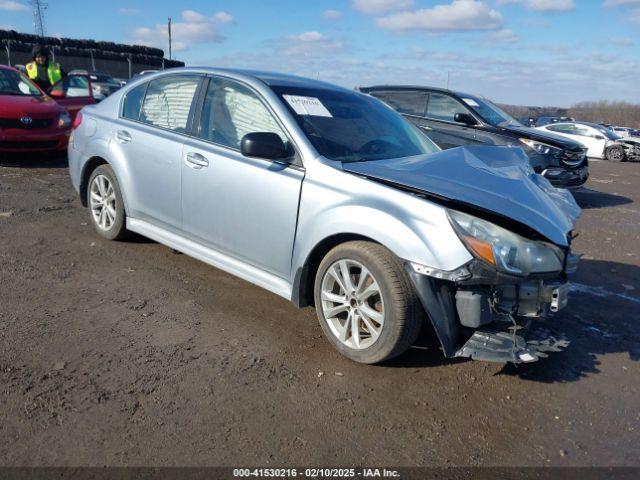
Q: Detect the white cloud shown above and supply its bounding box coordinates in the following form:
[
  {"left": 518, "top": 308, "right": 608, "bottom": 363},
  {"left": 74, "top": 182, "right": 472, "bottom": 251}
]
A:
[
  {"left": 603, "top": 0, "right": 640, "bottom": 5},
  {"left": 351, "top": 0, "right": 414, "bottom": 15},
  {"left": 376, "top": 0, "right": 503, "bottom": 32},
  {"left": 497, "top": 0, "right": 575, "bottom": 11},
  {"left": 489, "top": 28, "right": 520, "bottom": 42},
  {"left": 0, "top": 0, "right": 28, "bottom": 12},
  {"left": 611, "top": 37, "right": 635, "bottom": 46},
  {"left": 278, "top": 31, "right": 348, "bottom": 57},
  {"left": 131, "top": 10, "right": 234, "bottom": 52},
  {"left": 213, "top": 12, "right": 234, "bottom": 23},
  {"left": 118, "top": 7, "right": 140, "bottom": 15},
  {"left": 322, "top": 9, "right": 342, "bottom": 20}
]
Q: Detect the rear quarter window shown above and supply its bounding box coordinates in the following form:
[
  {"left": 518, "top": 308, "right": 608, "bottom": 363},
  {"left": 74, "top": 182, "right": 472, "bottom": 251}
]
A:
[{"left": 122, "top": 83, "right": 147, "bottom": 121}]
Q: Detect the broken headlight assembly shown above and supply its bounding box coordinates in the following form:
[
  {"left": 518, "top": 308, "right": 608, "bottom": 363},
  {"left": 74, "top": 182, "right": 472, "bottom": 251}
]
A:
[
  {"left": 519, "top": 138, "right": 560, "bottom": 156},
  {"left": 447, "top": 210, "right": 564, "bottom": 277}
]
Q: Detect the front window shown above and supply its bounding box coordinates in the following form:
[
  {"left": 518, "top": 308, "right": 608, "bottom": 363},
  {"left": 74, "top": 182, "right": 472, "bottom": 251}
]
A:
[
  {"left": 0, "top": 68, "right": 41, "bottom": 96},
  {"left": 273, "top": 86, "right": 438, "bottom": 162},
  {"left": 595, "top": 126, "right": 621, "bottom": 141},
  {"left": 462, "top": 96, "right": 522, "bottom": 128},
  {"left": 196, "top": 77, "right": 290, "bottom": 151},
  {"left": 427, "top": 93, "right": 471, "bottom": 123},
  {"left": 50, "top": 75, "right": 92, "bottom": 98}
]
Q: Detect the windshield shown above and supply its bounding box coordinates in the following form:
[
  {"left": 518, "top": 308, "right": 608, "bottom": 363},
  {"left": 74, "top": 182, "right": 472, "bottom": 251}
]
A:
[
  {"left": 272, "top": 86, "right": 439, "bottom": 162},
  {"left": 463, "top": 96, "right": 522, "bottom": 128},
  {"left": 595, "top": 126, "right": 621, "bottom": 141},
  {"left": 0, "top": 69, "right": 41, "bottom": 96}
]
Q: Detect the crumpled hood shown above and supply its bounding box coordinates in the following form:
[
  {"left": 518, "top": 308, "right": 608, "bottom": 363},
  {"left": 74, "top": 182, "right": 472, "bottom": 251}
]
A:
[{"left": 343, "top": 145, "right": 581, "bottom": 247}]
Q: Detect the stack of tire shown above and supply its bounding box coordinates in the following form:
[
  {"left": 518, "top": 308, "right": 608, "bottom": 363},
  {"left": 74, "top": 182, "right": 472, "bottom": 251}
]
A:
[{"left": 0, "top": 29, "right": 184, "bottom": 68}]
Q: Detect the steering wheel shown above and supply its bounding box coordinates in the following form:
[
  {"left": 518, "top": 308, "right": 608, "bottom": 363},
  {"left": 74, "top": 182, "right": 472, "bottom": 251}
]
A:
[{"left": 358, "top": 139, "right": 395, "bottom": 155}]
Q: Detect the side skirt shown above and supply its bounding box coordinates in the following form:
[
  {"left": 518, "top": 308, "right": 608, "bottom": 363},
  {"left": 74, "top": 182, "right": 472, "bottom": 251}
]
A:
[{"left": 126, "top": 218, "right": 293, "bottom": 301}]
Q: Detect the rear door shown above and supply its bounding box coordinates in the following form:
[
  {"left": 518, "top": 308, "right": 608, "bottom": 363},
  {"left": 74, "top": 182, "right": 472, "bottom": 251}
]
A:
[
  {"left": 181, "top": 76, "right": 304, "bottom": 278},
  {"left": 422, "top": 92, "right": 479, "bottom": 149},
  {"left": 110, "top": 74, "right": 202, "bottom": 230}
]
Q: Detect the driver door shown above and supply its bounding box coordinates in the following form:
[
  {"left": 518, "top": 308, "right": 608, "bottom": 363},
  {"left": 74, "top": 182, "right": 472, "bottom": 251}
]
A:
[{"left": 48, "top": 75, "right": 96, "bottom": 120}]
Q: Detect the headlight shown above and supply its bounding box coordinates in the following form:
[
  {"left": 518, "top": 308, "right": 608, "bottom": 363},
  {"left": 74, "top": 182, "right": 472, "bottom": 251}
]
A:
[
  {"left": 447, "top": 210, "right": 564, "bottom": 276},
  {"left": 519, "top": 138, "right": 559, "bottom": 156},
  {"left": 57, "top": 112, "right": 71, "bottom": 129}
]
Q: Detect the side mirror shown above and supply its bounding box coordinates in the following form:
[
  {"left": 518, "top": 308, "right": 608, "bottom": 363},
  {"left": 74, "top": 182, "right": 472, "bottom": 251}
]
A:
[
  {"left": 454, "top": 112, "right": 477, "bottom": 126},
  {"left": 594, "top": 135, "right": 605, "bottom": 140},
  {"left": 241, "top": 132, "right": 287, "bottom": 160},
  {"left": 49, "top": 89, "right": 65, "bottom": 99}
]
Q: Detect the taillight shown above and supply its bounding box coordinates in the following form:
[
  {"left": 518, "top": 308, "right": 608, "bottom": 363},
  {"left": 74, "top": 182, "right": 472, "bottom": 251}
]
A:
[{"left": 72, "top": 111, "right": 83, "bottom": 130}]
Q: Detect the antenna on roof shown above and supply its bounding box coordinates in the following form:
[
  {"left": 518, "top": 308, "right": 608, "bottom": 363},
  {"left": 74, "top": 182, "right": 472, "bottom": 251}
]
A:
[{"left": 30, "top": 0, "right": 48, "bottom": 37}]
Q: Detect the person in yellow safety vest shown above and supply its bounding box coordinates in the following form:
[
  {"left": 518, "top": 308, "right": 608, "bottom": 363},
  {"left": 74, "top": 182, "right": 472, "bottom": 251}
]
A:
[{"left": 25, "top": 45, "right": 65, "bottom": 92}]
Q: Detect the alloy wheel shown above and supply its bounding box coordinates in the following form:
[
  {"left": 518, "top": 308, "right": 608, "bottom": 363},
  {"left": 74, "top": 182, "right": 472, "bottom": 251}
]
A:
[
  {"left": 320, "top": 259, "right": 385, "bottom": 350},
  {"left": 89, "top": 174, "right": 117, "bottom": 231}
]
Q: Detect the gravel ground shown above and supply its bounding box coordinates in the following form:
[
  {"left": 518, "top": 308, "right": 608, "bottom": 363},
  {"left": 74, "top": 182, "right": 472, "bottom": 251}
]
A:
[{"left": 0, "top": 155, "right": 638, "bottom": 467}]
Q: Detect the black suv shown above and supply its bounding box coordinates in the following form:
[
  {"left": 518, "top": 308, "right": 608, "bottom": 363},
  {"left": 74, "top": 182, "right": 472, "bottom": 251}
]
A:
[{"left": 359, "top": 86, "right": 589, "bottom": 189}]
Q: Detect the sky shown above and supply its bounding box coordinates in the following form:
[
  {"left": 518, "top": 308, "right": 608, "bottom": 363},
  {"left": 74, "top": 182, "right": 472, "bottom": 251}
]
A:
[{"left": 1, "top": 0, "right": 639, "bottom": 106}]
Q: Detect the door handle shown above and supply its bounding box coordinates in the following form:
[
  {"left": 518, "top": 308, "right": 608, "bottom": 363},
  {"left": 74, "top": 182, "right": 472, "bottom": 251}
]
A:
[
  {"left": 419, "top": 125, "right": 433, "bottom": 131},
  {"left": 115, "top": 130, "right": 132, "bottom": 144},
  {"left": 184, "top": 152, "right": 209, "bottom": 169}
]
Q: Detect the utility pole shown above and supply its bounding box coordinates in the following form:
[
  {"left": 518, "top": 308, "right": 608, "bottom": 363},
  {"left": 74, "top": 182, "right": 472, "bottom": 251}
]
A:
[
  {"left": 30, "top": 0, "right": 47, "bottom": 37},
  {"left": 4, "top": 40, "right": 11, "bottom": 66},
  {"left": 446, "top": 71, "right": 450, "bottom": 89},
  {"left": 168, "top": 17, "right": 172, "bottom": 61}
]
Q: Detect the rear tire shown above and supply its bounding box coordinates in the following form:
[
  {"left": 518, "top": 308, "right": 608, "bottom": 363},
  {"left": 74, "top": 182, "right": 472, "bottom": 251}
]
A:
[
  {"left": 87, "top": 164, "right": 129, "bottom": 241},
  {"left": 605, "top": 145, "right": 625, "bottom": 162},
  {"left": 314, "top": 241, "right": 423, "bottom": 364}
]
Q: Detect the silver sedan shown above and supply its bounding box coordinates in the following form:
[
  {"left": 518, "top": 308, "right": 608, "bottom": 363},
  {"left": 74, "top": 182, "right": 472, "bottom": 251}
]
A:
[{"left": 68, "top": 68, "right": 580, "bottom": 364}]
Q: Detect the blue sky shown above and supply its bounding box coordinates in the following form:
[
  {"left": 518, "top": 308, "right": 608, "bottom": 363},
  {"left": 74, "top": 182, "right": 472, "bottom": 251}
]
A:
[{"left": 1, "top": 0, "right": 639, "bottom": 106}]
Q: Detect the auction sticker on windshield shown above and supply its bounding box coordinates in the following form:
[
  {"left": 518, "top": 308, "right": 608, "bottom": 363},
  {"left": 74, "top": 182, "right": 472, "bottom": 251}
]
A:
[{"left": 283, "top": 95, "right": 332, "bottom": 117}]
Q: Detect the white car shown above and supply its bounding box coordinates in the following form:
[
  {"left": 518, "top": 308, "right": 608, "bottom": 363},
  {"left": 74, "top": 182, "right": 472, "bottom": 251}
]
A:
[
  {"left": 537, "top": 122, "right": 639, "bottom": 161},
  {"left": 611, "top": 126, "right": 630, "bottom": 138}
]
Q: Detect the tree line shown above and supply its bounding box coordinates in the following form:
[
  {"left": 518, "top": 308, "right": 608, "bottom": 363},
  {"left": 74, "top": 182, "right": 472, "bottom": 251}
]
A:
[{"left": 501, "top": 101, "right": 640, "bottom": 128}]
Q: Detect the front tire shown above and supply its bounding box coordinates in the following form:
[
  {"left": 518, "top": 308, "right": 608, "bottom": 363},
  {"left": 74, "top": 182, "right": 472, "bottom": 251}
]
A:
[
  {"left": 87, "top": 164, "right": 129, "bottom": 240},
  {"left": 606, "top": 145, "right": 625, "bottom": 162},
  {"left": 314, "top": 241, "right": 423, "bottom": 364}
]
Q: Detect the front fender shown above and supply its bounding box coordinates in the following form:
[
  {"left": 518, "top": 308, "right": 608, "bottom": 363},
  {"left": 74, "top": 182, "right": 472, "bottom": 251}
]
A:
[{"left": 291, "top": 161, "right": 472, "bottom": 280}]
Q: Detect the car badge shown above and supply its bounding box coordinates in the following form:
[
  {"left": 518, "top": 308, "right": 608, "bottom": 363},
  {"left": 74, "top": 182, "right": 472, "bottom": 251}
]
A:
[{"left": 20, "top": 116, "right": 33, "bottom": 125}]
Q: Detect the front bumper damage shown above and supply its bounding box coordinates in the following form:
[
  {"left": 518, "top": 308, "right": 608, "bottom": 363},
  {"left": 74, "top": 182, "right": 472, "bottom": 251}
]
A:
[{"left": 406, "top": 255, "right": 579, "bottom": 364}]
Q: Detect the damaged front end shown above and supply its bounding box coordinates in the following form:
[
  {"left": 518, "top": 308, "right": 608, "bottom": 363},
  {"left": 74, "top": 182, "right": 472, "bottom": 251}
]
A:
[
  {"left": 342, "top": 145, "right": 582, "bottom": 364},
  {"left": 406, "top": 211, "right": 580, "bottom": 364}
]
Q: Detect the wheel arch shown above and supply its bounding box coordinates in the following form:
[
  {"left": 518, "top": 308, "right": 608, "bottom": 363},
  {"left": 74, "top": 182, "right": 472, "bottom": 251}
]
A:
[
  {"left": 291, "top": 233, "right": 381, "bottom": 308},
  {"left": 79, "top": 156, "right": 109, "bottom": 207}
]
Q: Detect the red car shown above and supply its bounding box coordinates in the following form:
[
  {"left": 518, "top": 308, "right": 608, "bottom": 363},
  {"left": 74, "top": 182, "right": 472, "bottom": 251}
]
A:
[{"left": 0, "top": 65, "right": 95, "bottom": 153}]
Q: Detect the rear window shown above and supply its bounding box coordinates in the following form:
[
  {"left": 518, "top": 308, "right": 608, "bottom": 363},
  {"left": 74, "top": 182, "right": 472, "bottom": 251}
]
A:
[
  {"left": 374, "top": 90, "right": 428, "bottom": 117},
  {"left": 139, "top": 75, "right": 200, "bottom": 132},
  {"left": 122, "top": 83, "right": 148, "bottom": 121}
]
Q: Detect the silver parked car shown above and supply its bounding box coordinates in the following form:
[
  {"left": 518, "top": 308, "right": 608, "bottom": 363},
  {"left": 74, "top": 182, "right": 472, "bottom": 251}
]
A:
[{"left": 68, "top": 68, "right": 581, "bottom": 364}]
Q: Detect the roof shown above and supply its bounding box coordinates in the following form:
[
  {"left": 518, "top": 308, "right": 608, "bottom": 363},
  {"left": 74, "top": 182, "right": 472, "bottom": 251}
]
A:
[
  {"left": 180, "top": 66, "right": 353, "bottom": 92},
  {"left": 359, "top": 84, "right": 476, "bottom": 99}
]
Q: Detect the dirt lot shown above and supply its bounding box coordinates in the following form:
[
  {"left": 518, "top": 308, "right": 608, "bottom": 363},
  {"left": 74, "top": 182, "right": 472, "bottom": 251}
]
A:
[{"left": 0, "top": 155, "right": 638, "bottom": 467}]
